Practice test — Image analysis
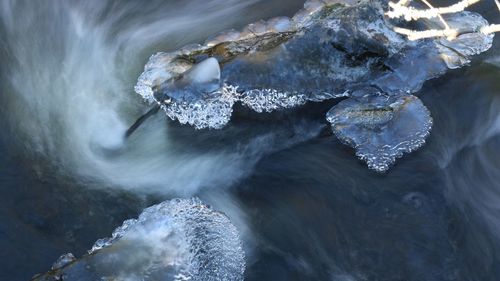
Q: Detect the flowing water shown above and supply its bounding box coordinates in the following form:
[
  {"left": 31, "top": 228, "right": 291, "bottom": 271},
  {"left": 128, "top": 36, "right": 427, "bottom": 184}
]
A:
[{"left": 0, "top": 0, "right": 500, "bottom": 280}]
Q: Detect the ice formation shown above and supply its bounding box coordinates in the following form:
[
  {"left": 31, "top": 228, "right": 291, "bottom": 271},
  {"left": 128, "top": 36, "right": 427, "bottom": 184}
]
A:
[
  {"left": 33, "top": 198, "right": 245, "bottom": 281},
  {"left": 135, "top": 0, "right": 494, "bottom": 172},
  {"left": 327, "top": 91, "right": 433, "bottom": 172}
]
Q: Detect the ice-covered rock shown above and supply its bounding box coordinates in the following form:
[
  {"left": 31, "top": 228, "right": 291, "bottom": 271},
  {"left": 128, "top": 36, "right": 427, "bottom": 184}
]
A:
[
  {"left": 33, "top": 198, "right": 245, "bottom": 281},
  {"left": 327, "top": 91, "right": 432, "bottom": 172},
  {"left": 134, "top": 0, "right": 494, "bottom": 171},
  {"left": 434, "top": 12, "right": 494, "bottom": 69},
  {"left": 156, "top": 57, "right": 221, "bottom": 102}
]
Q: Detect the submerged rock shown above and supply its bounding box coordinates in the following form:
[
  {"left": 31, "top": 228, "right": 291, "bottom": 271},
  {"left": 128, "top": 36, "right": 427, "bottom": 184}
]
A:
[
  {"left": 135, "top": 0, "right": 493, "bottom": 171},
  {"left": 33, "top": 198, "right": 245, "bottom": 281}
]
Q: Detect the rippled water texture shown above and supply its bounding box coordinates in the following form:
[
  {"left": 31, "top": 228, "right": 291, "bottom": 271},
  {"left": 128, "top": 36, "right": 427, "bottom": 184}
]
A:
[{"left": 1, "top": 0, "right": 500, "bottom": 280}]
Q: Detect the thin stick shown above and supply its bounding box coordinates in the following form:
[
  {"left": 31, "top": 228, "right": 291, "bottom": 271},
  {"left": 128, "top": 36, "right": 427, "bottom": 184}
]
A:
[
  {"left": 124, "top": 105, "right": 161, "bottom": 138},
  {"left": 387, "top": 0, "right": 481, "bottom": 20},
  {"left": 481, "top": 24, "right": 500, "bottom": 34},
  {"left": 393, "top": 26, "right": 458, "bottom": 40}
]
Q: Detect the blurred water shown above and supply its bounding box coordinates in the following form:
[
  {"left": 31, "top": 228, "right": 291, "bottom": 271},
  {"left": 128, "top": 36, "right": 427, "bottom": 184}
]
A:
[
  {"left": 233, "top": 62, "right": 500, "bottom": 280},
  {"left": 1, "top": 0, "right": 500, "bottom": 280},
  {"left": 0, "top": 0, "right": 311, "bottom": 195}
]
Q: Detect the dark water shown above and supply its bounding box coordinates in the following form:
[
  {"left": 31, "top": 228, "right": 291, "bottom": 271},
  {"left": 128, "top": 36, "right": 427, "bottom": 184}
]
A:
[
  {"left": 234, "top": 63, "right": 500, "bottom": 281},
  {"left": 1, "top": 0, "right": 500, "bottom": 280}
]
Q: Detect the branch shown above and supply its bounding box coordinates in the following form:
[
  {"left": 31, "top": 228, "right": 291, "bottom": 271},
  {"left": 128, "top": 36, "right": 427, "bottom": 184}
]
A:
[
  {"left": 387, "top": 0, "right": 481, "bottom": 21},
  {"left": 387, "top": 0, "right": 500, "bottom": 40},
  {"left": 393, "top": 27, "right": 458, "bottom": 40}
]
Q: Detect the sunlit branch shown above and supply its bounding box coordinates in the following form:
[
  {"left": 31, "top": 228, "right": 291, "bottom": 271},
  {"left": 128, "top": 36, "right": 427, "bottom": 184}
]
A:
[
  {"left": 387, "top": 0, "right": 481, "bottom": 20},
  {"left": 387, "top": 0, "right": 500, "bottom": 40}
]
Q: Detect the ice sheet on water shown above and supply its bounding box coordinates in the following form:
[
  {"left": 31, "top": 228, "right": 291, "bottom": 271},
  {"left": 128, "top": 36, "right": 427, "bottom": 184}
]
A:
[{"left": 35, "top": 198, "right": 245, "bottom": 281}]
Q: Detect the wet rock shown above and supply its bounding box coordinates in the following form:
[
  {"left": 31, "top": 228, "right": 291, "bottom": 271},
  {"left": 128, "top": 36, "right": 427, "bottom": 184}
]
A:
[
  {"left": 33, "top": 198, "right": 245, "bottom": 281},
  {"left": 134, "top": 0, "right": 493, "bottom": 171}
]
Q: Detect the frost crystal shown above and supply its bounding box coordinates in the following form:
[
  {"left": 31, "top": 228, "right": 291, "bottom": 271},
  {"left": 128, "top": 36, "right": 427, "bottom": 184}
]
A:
[
  {"left": 161, "top": 85, "right": 239, "bottom": 129},
  {"left": 239, "top": 89, "right": 308, "bottom": 113}
]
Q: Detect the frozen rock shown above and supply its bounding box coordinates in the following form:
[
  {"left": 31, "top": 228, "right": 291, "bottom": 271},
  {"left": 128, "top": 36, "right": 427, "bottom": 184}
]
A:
[
  {"left": 33, "top": 198, "right": 245, "bottom": 281},
  {"left": 134, "top": 0, "right": 494, "bottom": 171},
  {"left": 327, "top": 92, "right": 432, "bottom": 172},
  {"left": 155, "top": 57, "right": 222, "bottom": 103},
  {"left": 150, "top": 58, "right": 237, "bottom": 129},
  {"left": 434, "top": 12, "right": 494, "bottom": 69}
]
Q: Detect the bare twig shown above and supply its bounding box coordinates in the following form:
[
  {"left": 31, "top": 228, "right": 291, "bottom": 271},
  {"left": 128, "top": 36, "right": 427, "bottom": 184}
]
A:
[
  {"left": 481, "top": 24, "right": 500, "bottom": 34},
  {"left": 387, "top": 0, "right": 500, "bottom": 40},
  {"left": 418, "top": 0, "right": 454, "bottom": 39},
  {"left": 393, "top": 26, "right": 458, "bottom": 40},
  {"left": 387, "top": 0, "right": 481, "bottom": 20}
]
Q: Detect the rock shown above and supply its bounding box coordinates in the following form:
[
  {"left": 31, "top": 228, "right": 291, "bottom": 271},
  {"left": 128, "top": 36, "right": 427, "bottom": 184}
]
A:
[
  {"left": 326, "top": 91, "right": 432, "bottom": 172},
  {"left": 134, "top": 0, "right": 493, "bottom": 171},
  {"left": 33, "top": 198, "right": 245, "bottom": 281}
]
